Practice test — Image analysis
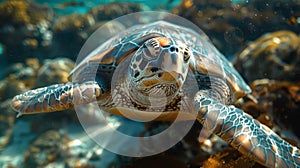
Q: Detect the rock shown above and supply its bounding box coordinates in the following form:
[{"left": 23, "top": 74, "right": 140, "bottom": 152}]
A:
[
  {"left": 173, "top": 0, "right": 300, "bottom": 56},
  {"left": 234, "top": 31, "right": 300, "bottom": 82},
  {"left": 53, "top": 13, "right": 95, "bottom": 33},
  {"left": 23, "top": 130, "right": 70, "bottom": 168},
  {"left": 0, "top": 99, "right": 16, "bottom": 151},
  {"left": 0, "top": 0, "right": 53, "bottom": 27},
  {"left": 35, "top": 58, "right": 75, "bottom": 87},
  {"left": 88, "top": 2, "right": 142, "bottom": 22},
  {"left": 52, "top": 13, "right": 95, "bottom": 59},
  {"left": 0, "top": 0, "right": 54, "bottom": 63},
  {"left": 240, "top": 79, "right": 300, "bottom": 139},
  {"left": 76, "top": 20, "right": 126, "bottom": 62},
  {"left": 3, "top": 58, "right": 39, "bottom": 87},
  {"left": 202, "top": 148, "right": 256, "bottom": 168},
  {"left": 0, "top": 77, "right": 28, "bottom": 101},
  {"left": 123, "top": 155, "right": 187, "bottom": 168}
]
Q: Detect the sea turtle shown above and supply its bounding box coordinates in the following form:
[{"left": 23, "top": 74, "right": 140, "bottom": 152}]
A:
[{"left": 11, "top": 21, "right": 300, "bottom": 167}]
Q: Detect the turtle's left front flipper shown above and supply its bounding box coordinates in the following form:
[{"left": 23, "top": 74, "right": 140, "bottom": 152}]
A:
[
  {"left": 11, "top": 81, "right": 101, "bottom": 116},
  {"left": 194, "top": 91, "right": 300, "bottom": 168}
]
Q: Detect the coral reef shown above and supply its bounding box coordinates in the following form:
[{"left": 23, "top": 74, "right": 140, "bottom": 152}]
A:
[
  {"left": 52, "top": 17, "right": 126, "bottom": 62},
  {"left": 0, "top": 58, "right": 40, "bottom": 153},
  {"left": 0, "top": 0, "right": 54, "bottom": 63},
  {"left": 51, "top": 13, "right": 95, "bottom": 59},
  {"left": 0, "top": 77, "right": 28, "bottom": 101},
  {"left": 23, "top": 130, "right": 70, "bottom": 167},
  {"left": 0, "top": 99, "right": 16, "bottom": 151},
  {"left": 35, "top": 58, "right": 75, "bottom": 87},
  {"left": 3, "top": 58, "right": 39, "bottom": 86},
  {"left": 0, "top": 0, "right": 53, "bottom": 27},
  {"left": 0, "top": 1, "right": 143, "bottom": 64},
  {"left": 173, "top": 0, "right": 300, "bottom": 56},
  {"left": 53, "top": 13, "right": 95, "bottom": 33},
  {"left": 88, "top": 2, "right": 142, "bottom": 22},
  {"left": 240, "top": 79, "right": 300, "bottom": 139},
  {"left": 123, "top": 155, "right": 187, "bottom": 168},
  {"left": 0, "top": 58, "right": 40, "bottom": 101},
  {"left": 202, "top": 148, "right": 256, "bottom": 168}
]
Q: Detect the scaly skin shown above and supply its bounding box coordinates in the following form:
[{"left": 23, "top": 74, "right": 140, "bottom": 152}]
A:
[
  {"left": 195, "top": 92, "right": 300, "bottom": 168},
  {"left": 11, "top": 81, "right": 101, "bottom": 116}
]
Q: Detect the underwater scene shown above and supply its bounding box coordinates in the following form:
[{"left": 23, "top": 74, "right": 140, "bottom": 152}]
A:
[{"left": 1, "top": 0, "right": 300, "bottom": 167}]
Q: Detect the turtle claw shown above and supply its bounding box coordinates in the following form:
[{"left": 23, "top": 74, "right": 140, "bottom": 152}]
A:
[
  {"left": 16, "top": 112, "right": 22, "bottom": 118},
  {"left": 11, "top": 81, "right": 101, "bottom": 114}
]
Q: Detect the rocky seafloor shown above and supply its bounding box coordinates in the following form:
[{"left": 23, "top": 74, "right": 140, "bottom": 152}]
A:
[{"left": 0, "top": 0, "right": 300, "bottom": 167}]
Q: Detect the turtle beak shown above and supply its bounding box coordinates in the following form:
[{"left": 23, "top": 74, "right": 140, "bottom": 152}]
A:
[
  {"left": 138, "top": 71, "right": 177, "bottom": 87},
  {"left": 138, "top": 48, "right": 188, "bottom": 88},
  {"left": 158, "top": 48, "right": 188, "bottom": 76}
]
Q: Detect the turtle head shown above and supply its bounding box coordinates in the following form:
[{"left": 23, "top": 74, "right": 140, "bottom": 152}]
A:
[{"left": 128, "top": 37, "right": 192, "bottom": 106}]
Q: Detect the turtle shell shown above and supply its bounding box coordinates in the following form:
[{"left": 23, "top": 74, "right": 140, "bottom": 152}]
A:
[{"left": 69, "top": 21, "right": 251, "bottom": 102}]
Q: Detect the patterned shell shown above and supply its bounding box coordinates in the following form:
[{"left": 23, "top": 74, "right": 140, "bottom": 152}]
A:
[{"left": 69, "top": 21, "right": 251, "bottom": 101}]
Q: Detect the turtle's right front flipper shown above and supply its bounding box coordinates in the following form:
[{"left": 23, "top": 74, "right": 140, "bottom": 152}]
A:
[
  {"left": 11, "top": 81, "right": 101, "bottom": 116},
  {"left": 194, "top": 90, "right": 300, "bottom": 167}
]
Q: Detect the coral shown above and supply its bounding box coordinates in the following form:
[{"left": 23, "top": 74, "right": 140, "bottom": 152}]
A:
[
  {"left": 35, "top": 58, "right": 75, "bottom": 87},
  {"left": 234, "top": 31, "right": 300, "bottom": 82},
  {"left": 0, "top": 0, "right": 53, "bottom": 27},
  {"left": 240, "top": 79, "right": 300, "bottom": 139},
  {"left": 51, "top": 14, "right": 95, "bottom": 59},
  {"left": 173, "top": 0, "right": 300, "bottom": 56},
  {"left": 123, "top": 155, "right": 187, "bottom": 168},
  {"left": 202, "top": 148, "right": 256, "bottom": 168},
  {"left": 88, "top": 2, "right": 142, "bottom": 21},
  {"left": 3, "top": 58, "right": 39, "bottom": 87},
  {"left": 0, "top": 99, "right": 16, "bottom": 151},
  {"left": 23, "top": 130, "right": 70, "bottom": 167},
  {"left": 0, "top": 0, "right": 54, "bottom": 63},
  {"left": 53, "top": 13, "right": 95, "bottom": 33},
  {"left": 0, "top": 77, "right": 28, "bottom": 101}
]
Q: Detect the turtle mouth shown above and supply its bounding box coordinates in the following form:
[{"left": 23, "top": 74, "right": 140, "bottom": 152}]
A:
[
  {"left": 128, "top": 81, "right": 179, "bottom": 108},
  {"left": 133, "top": 71, "right": 183, "bottom": 96},
  {"left": 136, "top": 71, "right": 182, "bottom": 87},
  {"left": 128, "top": 72, "right": 181, "bottom": 107},
  {"left": 129, "top": 71, "right": 183, "bottom": 102},
  {"left": 144, "top": 83, "right": 178, "bottom": 98}
]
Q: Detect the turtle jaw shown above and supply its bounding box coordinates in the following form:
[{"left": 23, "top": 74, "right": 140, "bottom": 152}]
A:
[
  {"left": 128, "top": 82, "right": 179, "bottom": 108},
  {"left": 128, "top": 71, "right": 184, "bottom": 107}
]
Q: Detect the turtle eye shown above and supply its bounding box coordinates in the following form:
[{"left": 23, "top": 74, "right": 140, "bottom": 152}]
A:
[{"left": 183, "top": 48, "right": 190, "bottom": 62}]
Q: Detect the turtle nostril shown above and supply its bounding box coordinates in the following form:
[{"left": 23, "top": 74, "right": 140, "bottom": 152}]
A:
[
  {"left": 150, "top": 67, "right": 159, "bottom": 72},
  {"left": 170, "top": 47, "right": 175, "bottom": 52},
  {"left": 134, "top": 71, "right": 140, "bottom": 78}
]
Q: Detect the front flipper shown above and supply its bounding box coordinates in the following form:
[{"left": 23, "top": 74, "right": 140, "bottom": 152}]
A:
[
  {"left": 194, "top": 90, "right": 300, "bottom": 167},
  {"left": 11, "top": 81, "right": 101, "bottom": 116}
]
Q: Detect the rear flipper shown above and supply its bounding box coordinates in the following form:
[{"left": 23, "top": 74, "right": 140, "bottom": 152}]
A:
[
  {"left": 11, "top": 81, "right": 101, "bottom": 116},
  {"left": 194, "top": 90, "right": 300, "bottom": 168}
]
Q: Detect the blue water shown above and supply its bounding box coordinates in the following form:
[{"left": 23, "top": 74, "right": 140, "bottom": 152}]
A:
[{"left": 35, "top": 0, "right": 183, "bottom": 14}]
